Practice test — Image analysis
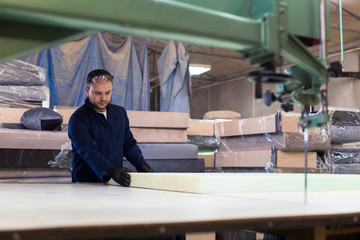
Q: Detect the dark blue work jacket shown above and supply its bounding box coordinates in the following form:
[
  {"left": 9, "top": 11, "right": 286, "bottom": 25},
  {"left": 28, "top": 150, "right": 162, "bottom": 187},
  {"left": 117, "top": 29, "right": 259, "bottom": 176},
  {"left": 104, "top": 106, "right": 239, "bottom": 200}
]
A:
[{"left": 68, "top": 98, "right": 146, "bottom": 182}]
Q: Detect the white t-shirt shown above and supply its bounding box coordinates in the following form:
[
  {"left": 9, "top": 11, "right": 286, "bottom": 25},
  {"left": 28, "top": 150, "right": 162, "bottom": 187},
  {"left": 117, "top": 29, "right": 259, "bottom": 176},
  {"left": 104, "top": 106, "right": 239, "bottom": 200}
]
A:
[{"left": 98, "top": 110, "right": 107, "bottom": 120}]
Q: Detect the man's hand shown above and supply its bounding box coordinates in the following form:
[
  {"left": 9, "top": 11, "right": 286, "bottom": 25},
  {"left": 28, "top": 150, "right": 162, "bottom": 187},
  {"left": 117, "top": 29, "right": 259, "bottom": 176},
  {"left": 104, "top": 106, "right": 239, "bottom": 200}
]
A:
[
  {"left": 107, "top": 167, "right": 131, "bottom": 187},
  {"left": 138, "top": 163, "right": 154, "bottom": 172}
]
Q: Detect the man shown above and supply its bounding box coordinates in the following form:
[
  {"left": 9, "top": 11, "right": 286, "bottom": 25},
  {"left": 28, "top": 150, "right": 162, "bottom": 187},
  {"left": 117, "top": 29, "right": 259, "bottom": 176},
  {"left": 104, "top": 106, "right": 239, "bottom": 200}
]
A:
[{"left": 68, "top": 69, "right": 153, "bottom": 186}]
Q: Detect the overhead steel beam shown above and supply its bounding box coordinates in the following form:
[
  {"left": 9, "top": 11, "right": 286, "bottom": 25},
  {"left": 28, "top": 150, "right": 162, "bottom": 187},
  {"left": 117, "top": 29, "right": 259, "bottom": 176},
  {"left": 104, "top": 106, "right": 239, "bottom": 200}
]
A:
[
  {"left": 282, "top": 35, "right": 327, "bottom": 82},
  {"left": 0, "top": 0, "right": 262, "bottom": 62},
  {"left": 0, "top": 20, "right": 93, "bottom": 63},
  {"left": 0, "top": 0, "right": 330, "bottom": 84}
]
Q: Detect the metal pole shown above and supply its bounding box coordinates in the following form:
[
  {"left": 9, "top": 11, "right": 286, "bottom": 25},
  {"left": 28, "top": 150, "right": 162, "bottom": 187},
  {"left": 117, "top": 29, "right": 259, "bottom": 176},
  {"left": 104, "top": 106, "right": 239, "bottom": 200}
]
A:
[
  {"left": 339, "top": 0, "right": 344, "bottom": 70},
  {"left": 319, "top": 0, "right": 332, "bottom": 170},
  {"left": 319, "top": 0, "right": 328, "bottom": 115}
]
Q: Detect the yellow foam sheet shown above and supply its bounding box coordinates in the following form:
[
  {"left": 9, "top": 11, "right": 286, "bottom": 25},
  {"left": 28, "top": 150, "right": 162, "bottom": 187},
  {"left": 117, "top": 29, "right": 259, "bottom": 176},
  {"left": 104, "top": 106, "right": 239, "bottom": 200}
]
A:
[{"left": 109, "top": 173, "right": 360, "bottom": 193}]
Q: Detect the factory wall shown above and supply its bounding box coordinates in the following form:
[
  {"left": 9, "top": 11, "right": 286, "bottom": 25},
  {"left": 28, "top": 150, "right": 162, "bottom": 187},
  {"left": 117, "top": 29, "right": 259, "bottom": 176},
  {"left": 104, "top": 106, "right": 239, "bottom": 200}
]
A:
[
  {"left": 328, "top": 52, "right": 360, "bottom": 109},
  {"left": 189, "top": 50, "right": 360, "bottom": 119},
  {"left": 190, "top": 80, "right": 285, "bottom": 119},
  {"left": 189, "top": 87, "right": 209, "bottom": 119}
]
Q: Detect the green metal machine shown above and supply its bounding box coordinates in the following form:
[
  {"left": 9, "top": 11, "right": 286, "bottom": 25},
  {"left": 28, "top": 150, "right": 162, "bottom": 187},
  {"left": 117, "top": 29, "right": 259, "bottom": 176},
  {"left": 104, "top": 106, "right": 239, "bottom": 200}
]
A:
[{"left": 0, "top": 0, "right": 330, "bottom": 129}]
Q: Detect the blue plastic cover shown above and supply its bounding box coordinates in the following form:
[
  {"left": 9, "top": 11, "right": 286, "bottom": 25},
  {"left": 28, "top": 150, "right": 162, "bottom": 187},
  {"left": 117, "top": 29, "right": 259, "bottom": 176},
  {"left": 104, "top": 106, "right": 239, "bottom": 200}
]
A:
[
  {"left": 20, "top": 33, "right": 150, "bottom": 110},
  {"left": 158, "top": 41, "right": 191, "bottom": 113}
]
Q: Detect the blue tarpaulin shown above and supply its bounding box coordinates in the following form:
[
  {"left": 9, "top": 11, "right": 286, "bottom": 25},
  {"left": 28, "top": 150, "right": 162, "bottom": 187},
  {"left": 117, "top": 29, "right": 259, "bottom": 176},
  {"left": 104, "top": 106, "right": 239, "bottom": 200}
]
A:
[
  {"left": 158, "top": 41, "right": 191, "bottom": 113},
  {"left": 20, "top": 33, "right": 150, "bottom": 110}
]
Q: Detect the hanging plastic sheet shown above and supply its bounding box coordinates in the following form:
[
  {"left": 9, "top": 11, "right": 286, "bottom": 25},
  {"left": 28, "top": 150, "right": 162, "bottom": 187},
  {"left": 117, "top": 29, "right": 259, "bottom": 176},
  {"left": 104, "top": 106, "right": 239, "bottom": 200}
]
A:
[
  {"left": 158, "top": 41, "right": 191, "bottom": 113},
  {"left": 136, "top": 39, "right": 150, "bottom": 111},
  {"left": 20, "top": 33, "right": 149, "bottom": 110}
]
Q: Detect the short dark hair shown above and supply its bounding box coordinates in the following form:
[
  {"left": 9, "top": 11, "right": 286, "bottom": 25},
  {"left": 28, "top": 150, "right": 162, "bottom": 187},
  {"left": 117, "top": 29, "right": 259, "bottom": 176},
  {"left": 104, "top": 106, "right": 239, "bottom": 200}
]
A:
[{"left": 86, "top": 69, "right": 114, "bottom": 87}]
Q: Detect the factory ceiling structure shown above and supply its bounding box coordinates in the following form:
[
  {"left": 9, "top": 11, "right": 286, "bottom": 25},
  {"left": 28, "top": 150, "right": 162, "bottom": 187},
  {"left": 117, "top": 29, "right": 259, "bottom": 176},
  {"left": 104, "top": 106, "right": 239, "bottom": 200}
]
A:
[
  {"left": 1, "top": 0, "right": 360, "bottom": 91},
  {"left": 109, "top": 0, "right": 360, "bottom": 90}
]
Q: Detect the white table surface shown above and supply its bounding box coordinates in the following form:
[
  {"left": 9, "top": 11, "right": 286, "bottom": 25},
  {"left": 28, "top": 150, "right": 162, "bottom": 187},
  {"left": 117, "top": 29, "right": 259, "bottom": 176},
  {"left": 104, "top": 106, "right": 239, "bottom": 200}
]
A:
[
  {"left": 1, "top": 173, "right": 360, "bottom": 239},
  {"left": 0, "top": 184, "right": 360, "bottom": 230}
]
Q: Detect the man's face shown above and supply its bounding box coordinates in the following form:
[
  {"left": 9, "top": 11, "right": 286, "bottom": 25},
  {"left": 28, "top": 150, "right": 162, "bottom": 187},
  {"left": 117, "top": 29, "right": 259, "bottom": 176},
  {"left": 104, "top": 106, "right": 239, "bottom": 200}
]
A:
[{"left": 85, "top": 80, "right": 112, "bottom": 112}]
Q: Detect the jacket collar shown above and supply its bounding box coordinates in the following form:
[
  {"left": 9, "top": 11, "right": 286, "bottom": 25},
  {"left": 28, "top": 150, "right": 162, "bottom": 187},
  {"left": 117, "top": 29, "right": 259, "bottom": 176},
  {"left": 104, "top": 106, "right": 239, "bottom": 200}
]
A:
[
  {"left": 85, "top": 97, "right": 97, "bottom": 113},
  {"left": 85, "top": 97, "right": 113, "bottom": 125}
]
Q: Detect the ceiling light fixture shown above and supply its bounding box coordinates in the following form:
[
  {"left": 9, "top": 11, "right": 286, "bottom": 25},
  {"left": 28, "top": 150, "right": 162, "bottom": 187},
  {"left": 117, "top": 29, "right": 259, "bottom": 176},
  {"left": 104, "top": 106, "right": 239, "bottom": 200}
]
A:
[{"left": 189, "top": 64, "right": 211, "bottom": 75}]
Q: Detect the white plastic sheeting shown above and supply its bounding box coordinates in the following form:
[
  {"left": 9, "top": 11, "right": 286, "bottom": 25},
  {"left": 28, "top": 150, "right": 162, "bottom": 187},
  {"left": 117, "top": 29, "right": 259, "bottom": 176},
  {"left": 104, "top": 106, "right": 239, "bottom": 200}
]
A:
[{"left": 158, "top": 41, "right": 191, "bottom": 113}]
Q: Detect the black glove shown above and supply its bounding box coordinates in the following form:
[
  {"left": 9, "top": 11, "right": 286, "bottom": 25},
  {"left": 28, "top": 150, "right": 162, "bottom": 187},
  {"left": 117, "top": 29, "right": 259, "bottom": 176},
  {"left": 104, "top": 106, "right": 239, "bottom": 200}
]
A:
[
  {"left": 107, "top": 167, "right": 132, "bottom": 187},
  {"left": 138, "top": 162, "right": 154, "bottom": 172}
]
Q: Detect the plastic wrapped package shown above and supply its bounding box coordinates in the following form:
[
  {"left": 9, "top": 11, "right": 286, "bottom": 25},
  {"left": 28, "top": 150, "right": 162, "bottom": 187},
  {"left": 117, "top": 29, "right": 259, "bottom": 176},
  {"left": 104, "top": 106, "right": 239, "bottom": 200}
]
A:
[
  {"left": 0, "top": 59, "right": 49, "bottom": 108},
  {"left": 327, "top": 107, "right": 360, "bottom": 174},
  {"left": 213, "top": 111, "right": 331, "bottom": 173},
  {"left": 0, "top": 114, "right": 72, "bottom": 179},
  {"left": 48, "top": 142, "right": 73, "bottom": 170},
  {"left": 49, "top": 142, "right": 204, "bottom": 173},
  {"left": 330, "top": 108, "right": 360, "bottom": 126},
  {"left": 215, "top": 143, "right": 328, "bottom": 173},
  {"left": 0, "top": 128, "right": 72, "bottom": 180},
  {"left": 328, "top": 146, "right": 360, "bottom": 174},
  {"left": 187, "top": 135, "right": 219, "bottom": 149},
  {"left": 187, "top": 119, "right": 226, "bottom": 170},
  {"left": 186, "top": 134, "right": 218, "bottom": 170},
  {"left": 329, "top": 107, "right": 360, "bottom": 143},
  {"left": 332, "top": 125, "right": 360, "bottom": 143},
  {"left": 0, "top": 108, "right": 198, "bottom": 178},
  {"left": 0, "top": 86, "right": 49, "bottom": 102},
  {"left": 217, "top": 131, "right": 330, "bottom": 152},
  {"left": 0, "top": 86, "right": 50, "bottom": 108},
  {"left": 0, "top": 124, "right": 204, "bottom": 176},
  {"left": 0, "top": 59, "right": 46, "bottom": 86},
  {"left": 330, "top": 147, "right": 360, "bottom": 164},
  {"left": 186, "top": 119, "right": 221, "bottom": 157}
]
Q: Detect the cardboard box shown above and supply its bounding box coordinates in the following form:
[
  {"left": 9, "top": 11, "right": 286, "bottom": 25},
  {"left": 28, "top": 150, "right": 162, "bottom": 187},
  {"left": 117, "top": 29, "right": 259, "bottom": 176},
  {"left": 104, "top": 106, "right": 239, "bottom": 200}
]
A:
[
  {"left": 127, "top": 110, "right": 189, "bottom": 128},
  {"left": 215, "top": 147, "right": 318, "bottom": 168},
  {"left": 276, "top": 150, "right": 318, "bottom": 168},
  {"left": 187, "top": 120, "right": 214, "bottom": 136},
  {"left": 186, "top": 232, "right": 215, "bottom": 240},
  {"left": 198, "top": 152, "right": 215, "bottom": 168},
  {"left": 218, "top": 132, "right": 330, "bottom": 152},
  {"left": 216, "top": 148, "right": 271, "bottom": 168},
  {"left": 131, "top": 128, "right": 187, "bottom": 143},
  {"left": 215, "top": 111, "right": 320, "bottom": 137}
]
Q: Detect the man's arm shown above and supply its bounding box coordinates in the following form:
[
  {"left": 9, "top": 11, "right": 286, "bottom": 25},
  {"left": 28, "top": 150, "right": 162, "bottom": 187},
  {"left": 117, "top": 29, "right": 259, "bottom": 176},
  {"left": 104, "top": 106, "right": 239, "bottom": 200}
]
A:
[{"left": 68, "top": 114, "right": 112, "bottom": 180}]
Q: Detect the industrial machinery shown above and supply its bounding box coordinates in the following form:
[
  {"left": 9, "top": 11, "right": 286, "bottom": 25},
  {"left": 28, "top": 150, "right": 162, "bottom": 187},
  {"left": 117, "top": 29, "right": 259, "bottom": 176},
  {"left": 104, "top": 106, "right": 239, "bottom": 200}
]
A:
[
  {"left": 4, "top": 2, "right": 360, "bottom": 239},
  {"left": 0, "top": 0, "right": 331, "bottom": 129}
]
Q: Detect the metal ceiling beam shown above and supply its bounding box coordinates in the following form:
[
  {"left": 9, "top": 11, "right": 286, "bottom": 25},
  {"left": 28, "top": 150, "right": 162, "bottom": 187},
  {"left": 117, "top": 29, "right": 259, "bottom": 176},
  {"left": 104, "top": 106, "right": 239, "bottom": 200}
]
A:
[
  {"left": 282, "top": 35, "right": 327, "bottom": 81},
  {"left": 0, "top": 20, "right": 93, "bottom": 63},
  {"left": 0, "top": 0, "right": 330, "bottom": 86},
  {"left": 0, "top": 0, "right": 262, "bottom": 63}
]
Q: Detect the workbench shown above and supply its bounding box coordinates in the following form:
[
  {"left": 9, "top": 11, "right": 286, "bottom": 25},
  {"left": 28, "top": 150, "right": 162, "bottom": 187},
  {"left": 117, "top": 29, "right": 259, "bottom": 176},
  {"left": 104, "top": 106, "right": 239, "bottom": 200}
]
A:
[{"left": 1, "top": 173, "right": 360, "bottom": 240}]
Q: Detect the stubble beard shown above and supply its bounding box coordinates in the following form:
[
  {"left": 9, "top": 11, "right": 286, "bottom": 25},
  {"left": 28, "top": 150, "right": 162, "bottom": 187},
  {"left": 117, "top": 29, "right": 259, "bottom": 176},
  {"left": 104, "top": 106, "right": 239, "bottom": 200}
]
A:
[{"left": 92, "top": 100, "right": 108, "bottom": 112}]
